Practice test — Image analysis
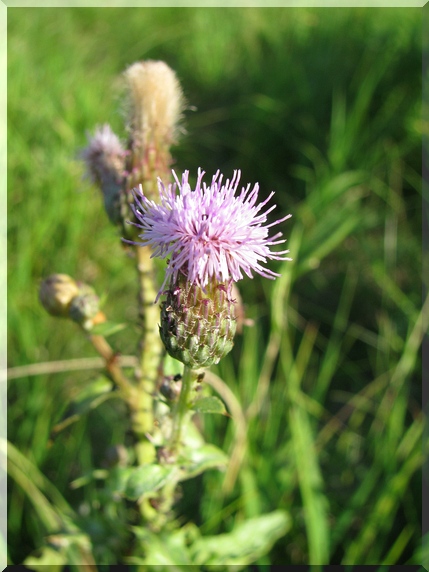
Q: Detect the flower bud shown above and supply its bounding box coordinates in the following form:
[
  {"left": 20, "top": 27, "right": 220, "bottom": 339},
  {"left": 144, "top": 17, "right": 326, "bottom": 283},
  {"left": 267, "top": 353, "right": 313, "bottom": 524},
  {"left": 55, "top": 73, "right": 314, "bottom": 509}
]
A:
[
  {"left": 80, "top": 124, "right": 126, "bottom": 225},
  {"left": 68, "top": 284, "right": 102, "bottom": 330},
  {"left": 39, "top": 274, "right": 80, "bottom": 318},
  {"left": 160, "top": 275, "right": 237, "bottom": 369}
]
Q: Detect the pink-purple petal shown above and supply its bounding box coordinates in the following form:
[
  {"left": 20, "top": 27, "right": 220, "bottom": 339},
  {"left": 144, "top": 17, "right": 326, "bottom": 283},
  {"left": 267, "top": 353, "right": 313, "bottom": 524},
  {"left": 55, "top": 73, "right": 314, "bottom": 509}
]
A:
[{"left": 129, "top": 169, "right": 292, "bottom": 296}]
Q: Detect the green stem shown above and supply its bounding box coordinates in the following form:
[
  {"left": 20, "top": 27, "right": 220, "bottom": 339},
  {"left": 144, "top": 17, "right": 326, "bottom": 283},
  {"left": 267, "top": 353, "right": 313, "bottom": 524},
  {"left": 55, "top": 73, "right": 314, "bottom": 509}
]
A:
[
  {"left": 132, "top": 245, "right": 164, "bottom": 466},
  {"left": 89, "top": 334, "right": 134, "bottom": 400},
  {"left": 170, "top": 365, "right": 194, "bottom": 453},
  {"left": 153, "top": 366, "right": 194, "bottom": 527}
]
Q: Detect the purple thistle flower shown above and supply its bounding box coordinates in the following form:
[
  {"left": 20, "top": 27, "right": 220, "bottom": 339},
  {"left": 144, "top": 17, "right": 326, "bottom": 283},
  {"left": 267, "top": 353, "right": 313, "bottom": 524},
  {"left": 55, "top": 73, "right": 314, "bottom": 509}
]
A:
[{"left": 129, "top": 169, "right": 292, "bottom": 299}]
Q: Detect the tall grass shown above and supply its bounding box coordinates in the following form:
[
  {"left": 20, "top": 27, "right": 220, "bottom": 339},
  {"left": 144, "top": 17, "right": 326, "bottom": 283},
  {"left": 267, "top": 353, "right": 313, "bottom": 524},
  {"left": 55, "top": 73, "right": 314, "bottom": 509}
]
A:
[{"left": 7, "top": 6, "right": 423, "bottom": 567}]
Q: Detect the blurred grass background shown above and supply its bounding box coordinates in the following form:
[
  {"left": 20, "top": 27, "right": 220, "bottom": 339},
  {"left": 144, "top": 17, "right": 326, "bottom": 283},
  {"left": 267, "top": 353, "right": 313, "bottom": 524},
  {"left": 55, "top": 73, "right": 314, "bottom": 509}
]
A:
[{"left": 7, "top": 5, "right": 424, "bottom": 567}]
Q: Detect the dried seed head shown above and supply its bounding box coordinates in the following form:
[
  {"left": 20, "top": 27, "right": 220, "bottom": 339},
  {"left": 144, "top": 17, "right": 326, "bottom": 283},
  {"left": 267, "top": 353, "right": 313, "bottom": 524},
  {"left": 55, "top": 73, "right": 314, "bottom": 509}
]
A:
[{"left": 124, "top": 60, "right": 184, "bottom": 151}]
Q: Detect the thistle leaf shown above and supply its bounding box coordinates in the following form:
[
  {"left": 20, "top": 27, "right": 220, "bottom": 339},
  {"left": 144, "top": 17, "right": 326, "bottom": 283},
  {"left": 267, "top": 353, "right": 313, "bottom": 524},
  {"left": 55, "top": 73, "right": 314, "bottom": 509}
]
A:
[
  {"left": 125, "top": 464, "right": 178, "bottom": 500},
  {"left": 190, "top": 510, "right": 291, "bottom": 568},
  {"left": 179, "top": 443, "right": 228, "bottom": 481},
  {"left": 192, "top": 396, "right": 227, "bottom": 415}
]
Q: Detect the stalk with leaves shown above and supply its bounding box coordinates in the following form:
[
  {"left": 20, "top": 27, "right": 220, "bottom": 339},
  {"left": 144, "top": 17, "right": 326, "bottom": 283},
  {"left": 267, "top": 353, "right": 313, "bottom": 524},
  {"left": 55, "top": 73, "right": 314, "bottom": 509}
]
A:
[{"left": 38, "top": 59, "right": 293, "bottom": 565}]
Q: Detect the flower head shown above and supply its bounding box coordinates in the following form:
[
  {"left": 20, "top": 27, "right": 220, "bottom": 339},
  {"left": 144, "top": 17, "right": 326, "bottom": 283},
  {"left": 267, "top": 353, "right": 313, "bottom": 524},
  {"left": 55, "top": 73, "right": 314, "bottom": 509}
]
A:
[
  {"left": 81, "top": 124, "right": 125, "bottom": 187},
  {"left": 130, "top": 169, "right": 292, "bottom": 299},
  {"left": 124, "top": 60, "right": 184, "bottom": 149},
  {"left": 159, "top": 274, "right": 237, "bottom": 368},
  {"left": 80, "top": 124, "right": 126, "bottom": 225}
]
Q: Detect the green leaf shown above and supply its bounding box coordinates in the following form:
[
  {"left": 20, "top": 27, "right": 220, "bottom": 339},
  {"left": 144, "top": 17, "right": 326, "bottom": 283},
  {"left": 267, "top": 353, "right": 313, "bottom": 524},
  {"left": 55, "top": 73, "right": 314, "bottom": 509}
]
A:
[
  {"left": 23, "top": 532, "right": 95, "bottom": 569},
  {"left": 289, "top": 403, "right": 330, "bottom": 564},
  {"left": 90, "top": 320, "right": 127, "bottom": 337},
  {"left": 182, "top": 417, "right": 206, "bottom": 448},
  {"left": 69, "top": 469, "right": 109, "bottom": 490},
  {"left": 129, "top": 527, "right": 194, "bottom": 567},
  {"left": 192, "top": 396, "right": 227, "bottom": 415},
  {"left": 108, "top": 466, "right": 135, "bottom": 495},
  {"left": 136, "top": 544, "right": 191, "bottom": 568},
  {"left": 24, "top": 546, "right": 67, "bottom": 571},
  {"left": 51, "top": 376, "right": 114, "bottom": 435},
  {"left": 179, "top": 444, "right": 229, "bottom": 481},
  {"left": 190, "top": 510, "right": 291, "bottom": 568},
  {"left": 125, "top": 464, "right": 178, "bottom": 500}
]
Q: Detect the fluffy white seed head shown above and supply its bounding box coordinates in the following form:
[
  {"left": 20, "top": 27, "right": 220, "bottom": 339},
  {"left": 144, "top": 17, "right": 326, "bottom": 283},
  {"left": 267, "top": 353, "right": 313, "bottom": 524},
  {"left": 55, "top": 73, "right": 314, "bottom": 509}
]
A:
[{"left": 124, "top": 60, "right": 184, "bottom": 149}]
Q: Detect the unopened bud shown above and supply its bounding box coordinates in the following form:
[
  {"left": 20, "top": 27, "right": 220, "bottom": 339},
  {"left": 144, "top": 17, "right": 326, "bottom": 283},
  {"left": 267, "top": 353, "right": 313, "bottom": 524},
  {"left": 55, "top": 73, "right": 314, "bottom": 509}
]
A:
[
  {"left": 80, "top": 124, "right": 126, "bottom": 225},
  {"left": 68, "top": 284, "right": 102, "bottom": 330},
  {"left": 160, "top": 275, "right": 237, "bottom": 369},
  {"left": 39, "top": 274, "right": 80, "bottom": 318}
]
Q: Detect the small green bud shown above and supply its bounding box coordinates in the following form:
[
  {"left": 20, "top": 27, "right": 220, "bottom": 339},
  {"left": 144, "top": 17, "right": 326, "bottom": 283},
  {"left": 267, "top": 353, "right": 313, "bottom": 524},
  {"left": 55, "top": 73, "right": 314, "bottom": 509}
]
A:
[
  {"left": 160, "top": 275, "right": 237, "bottom": 368},
  {"left": 39, "top": 274, "right": 80, "bottom": 318},
  {"left": 68, "top": 284, "right": 101, "bottom": 330}
]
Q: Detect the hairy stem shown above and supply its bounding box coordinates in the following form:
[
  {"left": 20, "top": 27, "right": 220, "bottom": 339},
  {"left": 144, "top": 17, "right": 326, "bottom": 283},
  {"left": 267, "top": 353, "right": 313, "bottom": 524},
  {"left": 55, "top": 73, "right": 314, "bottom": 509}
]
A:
[
  {"left": 170, "top": 365, "right": 194, "bottom": 453},
  {"left": 132, "top": 245, "right": 164, "bottom": 465},
  {"left": 89, "top": 334, "right": 134, "bottom": 400}
]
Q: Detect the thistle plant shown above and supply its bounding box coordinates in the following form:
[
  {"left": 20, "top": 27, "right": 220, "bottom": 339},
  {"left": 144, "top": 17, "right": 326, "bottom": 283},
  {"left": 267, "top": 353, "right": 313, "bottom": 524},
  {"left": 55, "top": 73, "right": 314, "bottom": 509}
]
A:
[
  {"left": 38, "top": 60, "right": 292, "bottom": 566},
  {"left": 128, "top": 168, "right": 292, "bottom": 454}
]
